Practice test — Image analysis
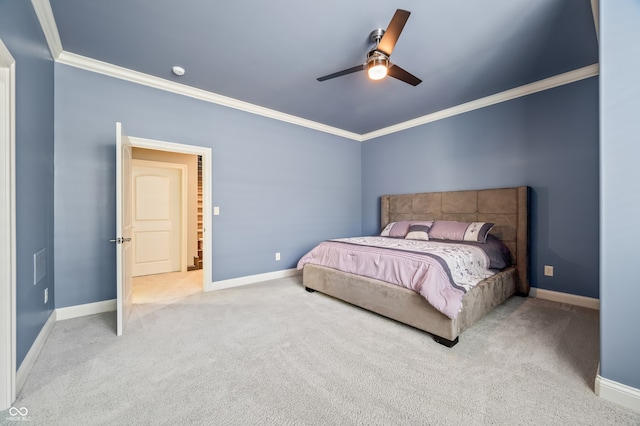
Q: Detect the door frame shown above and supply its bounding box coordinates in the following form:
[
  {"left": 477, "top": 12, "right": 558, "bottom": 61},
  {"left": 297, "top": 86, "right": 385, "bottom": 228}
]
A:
[
  {"left": 0, "top": 38, "right": 16, "bottom": 410},
  {"left": 128, "top": 136, "right": 212, "bottom": 292},
  {"left": 131, "top": 159, "right": 188, "bottom": 276}
]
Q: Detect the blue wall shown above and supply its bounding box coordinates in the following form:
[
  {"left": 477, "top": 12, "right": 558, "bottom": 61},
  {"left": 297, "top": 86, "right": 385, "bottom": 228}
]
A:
[
  {"left": 0, "top": 1, "right": 55, "bottom": 367},
  {"left": 362, "top": 77, "right": 599, "bottom": 299},
  {"left": 54, "top": 64, "right": 361, "bottom": 308},
  {"left": 600, "top": 0, "right": 640, "bottom": 390}
]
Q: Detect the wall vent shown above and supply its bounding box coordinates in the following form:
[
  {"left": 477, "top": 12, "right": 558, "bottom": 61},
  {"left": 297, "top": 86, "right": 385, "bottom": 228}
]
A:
[{"left": 34, "top": 248, "right": 46, "bottom": 285}]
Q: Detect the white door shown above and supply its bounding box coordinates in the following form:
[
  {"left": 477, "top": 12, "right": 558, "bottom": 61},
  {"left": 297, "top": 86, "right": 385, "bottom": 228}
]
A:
[
  {"left": 131, "top": 161, "right": 184, "bottom": 276},
  {"left": 115, "top": 122, "right": 133, "bottom": 336}
]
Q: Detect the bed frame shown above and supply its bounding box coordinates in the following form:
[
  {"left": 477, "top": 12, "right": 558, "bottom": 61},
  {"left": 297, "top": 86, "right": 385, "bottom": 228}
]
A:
[{"left": 303, "top": 186, "right": 530, "bottom": 347}]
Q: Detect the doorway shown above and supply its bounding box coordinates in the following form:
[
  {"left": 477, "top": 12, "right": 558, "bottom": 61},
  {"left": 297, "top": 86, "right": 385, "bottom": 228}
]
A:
[{"left": 127, "top": 139, "right": 212, "bottom": 305}]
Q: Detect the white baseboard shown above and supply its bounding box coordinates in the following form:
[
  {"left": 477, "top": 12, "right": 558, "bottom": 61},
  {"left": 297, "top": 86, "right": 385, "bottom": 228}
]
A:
[
  {"left": 16, "top": 310, "right": 56, "bottom": 395},
  {"left": 529, "top": 287, "right": 600, "bottom": 310},
  {"left": 205, "top": 268, "right": 301, "bottom": 292},
  {"left": 596, "top": 375, "right": 640, "bottom": 413},
  {"left": 55, "top": 299, "right": 116, "bottom": 321}
]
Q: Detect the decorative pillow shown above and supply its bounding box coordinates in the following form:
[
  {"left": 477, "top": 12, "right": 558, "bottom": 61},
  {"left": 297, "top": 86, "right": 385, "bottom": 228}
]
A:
[
  {"left": 482, "top": 234, "right": 513, "bottom": 269},
  {"left": 428, "top": 220, "right": 494, "bottom": 243},
  {"left": 458, "top": 235, "right": 513, "bottom": 269},
  {"left": 381, "top": 222, "right": 397, "bottom": 237},
  {"left": 381, "top": 221, "right": 434, "bottom": 238},
  {"left": 405, "top": 224, "right": 431, "bottom": 241}
]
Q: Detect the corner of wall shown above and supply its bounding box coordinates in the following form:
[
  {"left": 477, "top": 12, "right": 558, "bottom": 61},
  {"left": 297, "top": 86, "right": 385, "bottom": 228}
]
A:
[{"left": 596, "top": 374, "right": 640, "bottom": 413}]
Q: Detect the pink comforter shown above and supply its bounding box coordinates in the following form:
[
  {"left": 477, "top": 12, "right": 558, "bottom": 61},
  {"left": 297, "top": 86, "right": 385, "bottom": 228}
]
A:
[{"left": 297, "top": 237, "right": 495, "bottom": 319}]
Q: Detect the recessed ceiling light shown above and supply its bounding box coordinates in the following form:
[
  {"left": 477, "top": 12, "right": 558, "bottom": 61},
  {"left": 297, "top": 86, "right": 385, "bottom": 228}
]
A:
[{"left": 172, "top": 66, "right": 185, "bottom": 76}]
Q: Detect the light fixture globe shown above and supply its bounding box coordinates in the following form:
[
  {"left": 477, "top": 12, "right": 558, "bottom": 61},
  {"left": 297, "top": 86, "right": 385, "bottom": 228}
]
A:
[
  {"left": 368, "top": 59, "right": 388, "bottom": 80},
  {"left": 367, "top": 53, "right": 389, "bottom": 80}
]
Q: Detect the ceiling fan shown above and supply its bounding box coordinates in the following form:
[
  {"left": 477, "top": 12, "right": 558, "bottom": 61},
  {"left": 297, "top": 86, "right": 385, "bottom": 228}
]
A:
[{"left": 317, "top": 9, "right": 422, "bottom": 86}]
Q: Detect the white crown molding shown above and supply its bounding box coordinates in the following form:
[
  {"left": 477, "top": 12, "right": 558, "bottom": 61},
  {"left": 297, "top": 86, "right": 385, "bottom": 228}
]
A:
[
  {"left": 32, "top": 0, "right": 360, "bottom": 141},
  {"left": 56, "top": 51, "right": 362, "bottom": 141},
  {"left": 361, "top": 64, "right": 600, "bottom": 141},
  {"left": 529, "top": 287, "right": 600, "bottom": 310},
  {"left": 596, "top": 375, "right": 640, "bottom": 413},
  {"left": 57, "top": 50, "right": 599, "bottom": 143},
  {"left": 31, "top": 0, "right": 63, "bottom": 60}
]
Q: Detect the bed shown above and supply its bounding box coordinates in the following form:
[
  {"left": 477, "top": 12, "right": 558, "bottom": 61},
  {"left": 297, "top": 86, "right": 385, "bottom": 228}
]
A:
[{"left": 298, "top": 186, "right": 530, "bottom": 347}]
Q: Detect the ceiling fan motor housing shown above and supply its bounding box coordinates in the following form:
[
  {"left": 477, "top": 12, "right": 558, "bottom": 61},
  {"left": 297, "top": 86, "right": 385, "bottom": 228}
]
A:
[{"left": 369, "top": 28, "right": 385, "bottom": 43}]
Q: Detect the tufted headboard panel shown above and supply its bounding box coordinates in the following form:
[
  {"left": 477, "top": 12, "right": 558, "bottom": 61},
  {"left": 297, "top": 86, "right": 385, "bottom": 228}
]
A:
[{"left": 381, "top": 186, "right": 530, "bottom": 294}]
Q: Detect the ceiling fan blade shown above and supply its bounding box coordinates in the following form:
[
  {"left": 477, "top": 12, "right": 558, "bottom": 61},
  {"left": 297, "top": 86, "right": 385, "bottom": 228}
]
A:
[
  {"left": 387, "top": 64, "right": 422, "bottom": 86},
  {"left": 317, "top": 64, "right": 365, "bottom": 82},
  {"left": 376, "top": 9, "right": 411, "bottom": 57}
]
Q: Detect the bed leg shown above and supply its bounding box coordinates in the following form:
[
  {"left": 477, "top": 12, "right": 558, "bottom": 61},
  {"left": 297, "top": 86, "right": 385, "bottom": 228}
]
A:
[
  {"left": 304, "top": 287, "right": 316, "bottom": 293},
  {"left": 433, "top": 335, "right": 459, "bottom": 348}
]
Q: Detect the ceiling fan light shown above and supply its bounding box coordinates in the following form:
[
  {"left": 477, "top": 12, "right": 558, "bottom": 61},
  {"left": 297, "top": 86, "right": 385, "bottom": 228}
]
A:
[{"left": 367, "top": 58, "right": 388, "bottom": 80}]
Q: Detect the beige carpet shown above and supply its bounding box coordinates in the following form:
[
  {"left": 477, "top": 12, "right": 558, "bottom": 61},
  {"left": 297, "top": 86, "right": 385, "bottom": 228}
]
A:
[
  {"left": 132, "top": 269, "right": 202, "bottom": 304},
  {"left": 4, "top": 276, "right": 640, "bottom": 425}
]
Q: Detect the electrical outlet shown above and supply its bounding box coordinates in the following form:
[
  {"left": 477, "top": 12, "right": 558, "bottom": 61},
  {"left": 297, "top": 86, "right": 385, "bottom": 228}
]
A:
[
  {"left": 544, "top": 265, "right": 554, "bottom": 277},
  {"left": 44, "top": 288, "right": 48, "bottom": 304},
  {"left": 275, "top": 252, "right": 281, "bottom": 261}
]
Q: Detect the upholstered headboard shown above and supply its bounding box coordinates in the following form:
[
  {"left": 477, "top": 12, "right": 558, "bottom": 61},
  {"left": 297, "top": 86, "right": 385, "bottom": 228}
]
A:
[{"left": 381, "top": 186, "right": 530, "bottom": 295}]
